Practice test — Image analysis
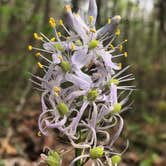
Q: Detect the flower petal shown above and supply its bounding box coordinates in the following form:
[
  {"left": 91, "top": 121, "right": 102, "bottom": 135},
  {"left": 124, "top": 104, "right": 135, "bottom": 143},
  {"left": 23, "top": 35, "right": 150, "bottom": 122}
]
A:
[
  {"left": 88, "top": 0, "right": 98, "bottom": 25},
  {"left": 52, "top": 53, "right": 61, "bottom": 64},
  {"left": 66, "top": 70, "right": 92, "bottom": 90},
  {"left": 72, "top": 48, "right": 89, "bottom": 68}
]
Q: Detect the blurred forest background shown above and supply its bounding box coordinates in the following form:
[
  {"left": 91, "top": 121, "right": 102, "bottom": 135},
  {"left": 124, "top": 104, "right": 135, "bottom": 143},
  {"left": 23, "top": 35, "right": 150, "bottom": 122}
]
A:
[{"left": 0, "top": 0, "right": 165, "bottom": 165}]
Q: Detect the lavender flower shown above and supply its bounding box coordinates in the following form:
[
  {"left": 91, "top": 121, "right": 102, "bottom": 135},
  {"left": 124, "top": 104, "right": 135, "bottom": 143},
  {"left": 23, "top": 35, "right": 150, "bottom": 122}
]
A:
[{"left": 28, "top": 0, "right": 135, "bottom": 165}]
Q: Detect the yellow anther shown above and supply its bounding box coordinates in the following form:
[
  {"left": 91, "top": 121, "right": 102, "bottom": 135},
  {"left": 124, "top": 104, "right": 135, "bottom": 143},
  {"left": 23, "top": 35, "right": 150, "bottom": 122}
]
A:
[
  {"left": 58, "top": 55, "right": 63, "bottom": 61},
  {"left": 108, "top": 18, "right": 111, "bottom": 24},
  {"left": 124, "top": 52, "right": 128, "bottom": 58},
  {"left": 71, "top": 42, "right": 75, "bottom": 51},
  {"left": 66, "top": 36, "right": 70, "bottom": 40},
  {"left": 28, "top": 45, "right": 33, "bottom": 51},
  {"left": 90, "top": 28, "right": 96, "bottom": 33},
  {"left": 49, "top": 17, "right": 56, "bottom": 28},
  {"left": 89, "top": 16, "right": 94, "bottom": 24},
  {"left": 53, "top": 86, "right": 61, "bottom": 96},
  {"left": 118, "top": 63, "right": 122, "bottom": 69},
  {"left": 59, "top": 19, "right": 63, "bottom": 26},
  {"left": 115, "top": 28, "right": 121, "bottom": 36},
  {"left": 65, "top": 5, "right": 71, "bottom": 12},
  {"left": 125, "top": 39, "right": 128, "bottom": 42},
  {"left": 57, "top": 32, "right": 62, "bottom": 37},
  {"left": 110, "top": 44, "right": 115, "bottom": 50},
  {"left": 50, "top": 37, "right": 56, "bottom": 42},
  {"left": 37, "top": 62, "right": 43, "bottom": 69},
  {"left": 35, "top": 52, "right": 41, "bottom": 57},
  {"left": 119, "top": 45, "right": 123, "bottom": 52},
  {"left": 33, "top": 33, "right": 39, "bottom": 39},
  {"left": 37, "top": 131, "right": 41, "bottom": 137},
  {"left": 33, "top": 33, "right": 43, "bottom": 40}
]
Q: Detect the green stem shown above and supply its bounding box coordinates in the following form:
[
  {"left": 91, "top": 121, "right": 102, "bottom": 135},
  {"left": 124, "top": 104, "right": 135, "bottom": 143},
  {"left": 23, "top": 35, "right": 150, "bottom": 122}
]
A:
[{"left": 75, "top": 148, "right": 82, "bottom": 166}]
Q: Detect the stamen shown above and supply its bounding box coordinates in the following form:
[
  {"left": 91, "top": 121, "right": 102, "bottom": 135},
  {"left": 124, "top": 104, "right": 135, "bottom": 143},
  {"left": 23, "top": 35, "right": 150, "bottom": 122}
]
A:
[
  {"left": 28, "top": 45, "right": 33, "bottom": 51},
  {"left": 33, "top": 33, "right": 43, "bottom": 40},
  {"left": 37, "top": 131, "right": 42, "bottom": 137},
  {"left": 70, "top": 42, "right": 75, "bottom": 51},
  {"left": 89, "top": 16, "right": 94, "bottom": 24},
  {"left": 124, "top": 52, "right": 128, "bottom": 58},
  {"left": 59, "top": 19, "right": 63, "bottom": 26},
  {"left": 37, "top": 62, "right": 43, "bottom": 69},
  {"left": 35, "top": 52, "right": 41, "bottom": 57},
  {"left": 108, "top": 18, "right": 111, "bottom": 24},
  {"left": 49, "top": 17, "right": 56, "bottom": 28},
  {"left": 118, "top": 63, "right": 122, "bottom": 69},
  {"left": 53, "top": 86, "right": 61, "bottom": 96},
  {"left": 57, "top": 55, "right": 63, "bottom": 61},
  {"left": 90, "top": 28, "right": 96, "bottom": 33},
  {"left": 115, "top": 28, "right": 121, "bottom": 36},
  {"left": 50, "top": 37, "right": 56, "bottom": 42},
  {"left": 119, "top": 45, "right": 123, "bottom": 52},
  {"left": 57, "top": 32, "right": 62, "bottom": 37},
  {"left": 110, "top": 44, "right": 115, "bottom": 50}
]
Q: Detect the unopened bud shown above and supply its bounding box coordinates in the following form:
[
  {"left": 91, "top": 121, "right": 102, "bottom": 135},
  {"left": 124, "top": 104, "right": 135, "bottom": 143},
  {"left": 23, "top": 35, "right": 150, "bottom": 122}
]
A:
[
  {"left": 87, "top": 89, "right": 98, "bottom": 101},
  {"left": 90, "top": 147, "right": 104, "bottom": 159},
  {"left": 111, "top": 155, "right": 121, "bottom": 164},
  {"left": 112, "top": 103, "right": 122, "bottom": 114},
  {"left": 89, "top": 40, "right": 99, "bottom": 49},
  {"left": 46, "top": 150, "right": 61, "bottom": 166},
  {"left": 60, "top": 61, "right": 71, "bottom": 72},
  {"left": 57, "top": 102, "right": 69, "bottom": 116}
]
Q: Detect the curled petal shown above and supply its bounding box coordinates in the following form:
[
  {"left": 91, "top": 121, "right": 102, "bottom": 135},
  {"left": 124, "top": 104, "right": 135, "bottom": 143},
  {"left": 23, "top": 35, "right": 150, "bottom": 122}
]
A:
[
  {"left": 45, "top": 116, "right": 67, "bottom": 128},
  {"left": 66, "top": 101, "right": 89, "bottom": 136},
  {"left": 110, "top": 115, "right": 124, "bottom": 147}
]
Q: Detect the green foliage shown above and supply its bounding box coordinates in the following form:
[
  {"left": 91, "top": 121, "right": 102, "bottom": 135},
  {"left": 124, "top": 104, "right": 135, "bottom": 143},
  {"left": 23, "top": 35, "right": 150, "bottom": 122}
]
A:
[
  {"left": 0, "top": 159, "right": 5, "bottom": 166},
  {"left": 140, "top": 153, "right": 160, "bottom": 166}
]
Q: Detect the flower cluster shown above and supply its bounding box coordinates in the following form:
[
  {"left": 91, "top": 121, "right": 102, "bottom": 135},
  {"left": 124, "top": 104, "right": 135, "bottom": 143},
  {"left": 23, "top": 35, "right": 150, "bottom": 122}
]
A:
[{"left": 29, "top": 0, "right": 135, "bottom": 165}]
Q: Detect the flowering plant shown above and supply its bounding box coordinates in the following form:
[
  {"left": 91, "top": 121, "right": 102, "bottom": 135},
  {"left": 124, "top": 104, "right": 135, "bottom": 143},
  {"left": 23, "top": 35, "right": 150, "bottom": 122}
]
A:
[{"left": 28, "top": 0, "right": 135, "bottom": 165}]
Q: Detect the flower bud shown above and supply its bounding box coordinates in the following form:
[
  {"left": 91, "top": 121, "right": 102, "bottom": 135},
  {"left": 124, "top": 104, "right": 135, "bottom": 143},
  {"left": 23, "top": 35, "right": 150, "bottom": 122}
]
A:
[
  {"left": 89, "top": 40, "right": 99, "bottom": 49},
  {"left": 90, "top": 147, "right": 104, "bottom": 159},
  {"left": 111, "top": 155, "right": 121, "bottom": 164},
  {"left": 112, "top": 103, "right": 122, "bottom": 114},
  {"left": 60, "top": 61, "right": 71, "bottom": 72},
  {"left": 87, "top": 89, "right": 98, "bottom": 101},
  {"left": 57, "top": 102, "right": 69, "bottom": 116},
  {"left": 46, "top": 151, "right": 61, "bottom": 166}
]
